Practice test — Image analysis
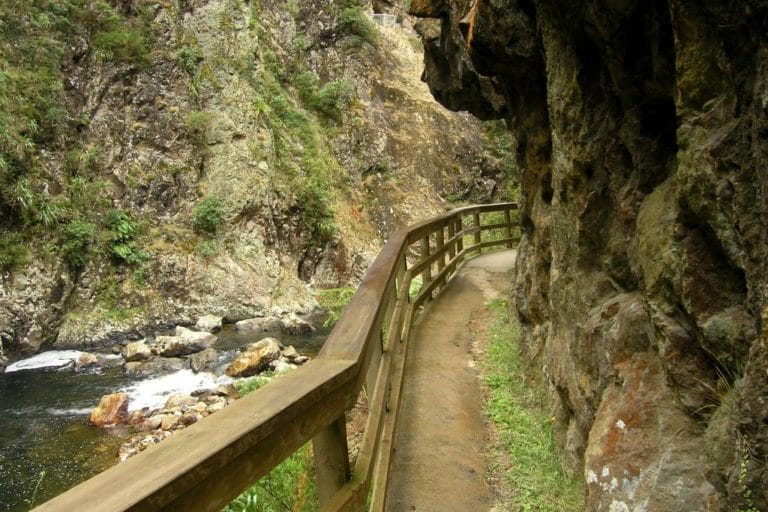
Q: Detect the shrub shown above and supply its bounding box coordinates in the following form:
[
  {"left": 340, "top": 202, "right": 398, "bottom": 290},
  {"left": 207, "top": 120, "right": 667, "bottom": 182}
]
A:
[
  {"left": 193, "top": 196, "right": 223, "bottom": 235},
  {"left": 0, "top": 231, "right": 27, "bottom": 271},
  {"left": 105, "top": 209, "right": 149, "bottom": 266},
  {"left": 183, "top": 111, "right": 215, "bottom": 148},
  {"left": 61, "top": 220, "right": 95, "bottom": 270},
  {"left": 337, "top": 6, "right": 378, "bottom": 47},
  {"left": 315, "top": 286, "right": 356, "bottom": 327},
  {"left": 311, "top": 79, "right": 355, "bottom": 121},
  {"left": 93, "top": 28, "right": 150, "bottom": 65}
]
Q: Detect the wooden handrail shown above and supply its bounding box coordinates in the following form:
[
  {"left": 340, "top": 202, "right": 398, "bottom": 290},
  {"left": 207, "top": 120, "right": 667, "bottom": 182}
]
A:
[{"left": 33, "top": 202, "right": 519, "bottom": 512}]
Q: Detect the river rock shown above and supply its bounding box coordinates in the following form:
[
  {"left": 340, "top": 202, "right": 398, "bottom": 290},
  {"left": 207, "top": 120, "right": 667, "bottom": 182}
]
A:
[
  {"left": 294, "top": 355, "right": 309, "bottom": 365},
  {"left": 75, "top": 352, "right": 100, "bottom": 371},
  {"left": 159, "top": 414, "right": 180, "bottom": 431},
  {"left": 189, "top": 347, "right": 218, "bottom": 373},
  {"left": 280, "top": 316, "right": 314, "bottom": 335},
  {"left": 179, "top": 411, "right": 201, "bottom": 426},
  {"left": 206, "top": 397, "right": 228, "bottom": 413},
  {"left": 123, "top": 357, "right": 185, "bottom": 377},
  {"left": 90, "top": 392, "right": 130, "bottom": 428},
  {"left": 270, "top": 358, "right": 297, "bottom": 375},
  {"left": 234, "top": 316, "right": 282, "bottom": 332},
  {"left": 155, "top": 328, "right": 217, "bottom": 357},
  {"left": 140, "top": 416, "right": 162, "bottom": 431},
  {"left": 123, "top": 340, "right": 152, "bottom": 362},
  {"left": 225, "top": 337, "right": 281, "bottom": 377},
  {"left": 195, "top": 315, "right": 223, "bottom": 333},
  {"left": 282, "top": 345, "right": 299, "bottom": 360},
  {"left": 164, "top": 393, "right": 199, "bottom": 412},
  {"left": 214, "top": 383, "right": 239, "bottom": 398}
]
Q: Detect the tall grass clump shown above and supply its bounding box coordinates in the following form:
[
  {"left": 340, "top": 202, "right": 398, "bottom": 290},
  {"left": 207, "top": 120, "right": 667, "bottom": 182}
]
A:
[{"left": 483, "top": 299, "right": 584, "bottom": 511}]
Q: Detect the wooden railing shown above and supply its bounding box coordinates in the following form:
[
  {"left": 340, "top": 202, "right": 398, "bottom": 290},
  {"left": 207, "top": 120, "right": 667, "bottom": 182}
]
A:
[{"left": 34, "top": 202, "right": 519, "bottom": 512}]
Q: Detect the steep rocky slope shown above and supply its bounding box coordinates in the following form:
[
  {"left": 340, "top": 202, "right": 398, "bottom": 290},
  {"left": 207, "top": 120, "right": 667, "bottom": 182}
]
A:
[
  {"left": 410, "top": 0, "right": 768, "bottom": 510},
  {"left": 0, "top": 0, "right": 514, "bottom": 361}
]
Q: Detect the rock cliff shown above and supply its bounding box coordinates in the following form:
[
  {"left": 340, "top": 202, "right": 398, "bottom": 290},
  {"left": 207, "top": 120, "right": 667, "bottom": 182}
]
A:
[
  {"left": 411, "top": 0, "right": 768, "bottom": 510},
  {"left": 0, "top": 0, "right": 513, "bottom": 358}
]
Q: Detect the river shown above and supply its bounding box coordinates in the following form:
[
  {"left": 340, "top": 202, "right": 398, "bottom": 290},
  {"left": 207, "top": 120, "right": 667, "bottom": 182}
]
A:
[{"left": 0, "top": 325, "right": 328, "bottom": 512}]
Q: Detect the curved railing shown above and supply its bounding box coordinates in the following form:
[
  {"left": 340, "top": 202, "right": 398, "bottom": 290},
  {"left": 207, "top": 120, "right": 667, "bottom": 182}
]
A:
[{"left": 34, "top": 202, "right": 519, "bottom": 512}]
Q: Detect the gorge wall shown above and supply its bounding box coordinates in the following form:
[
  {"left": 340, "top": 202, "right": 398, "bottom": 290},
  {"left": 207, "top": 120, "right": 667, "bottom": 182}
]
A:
[
  {"left": 0, "top": 0, "right": 513, "bottom": 360},
  {"left": 410, "top": 0, "right": 768, "bottom": 510}
]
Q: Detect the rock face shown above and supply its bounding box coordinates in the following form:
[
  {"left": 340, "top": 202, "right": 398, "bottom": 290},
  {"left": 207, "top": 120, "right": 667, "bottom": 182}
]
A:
[
  {"left": 411, "top": 1, "right": 768, "bottom": 510},
  {"left": 0, "top": 0, "right": 509, "bottom": 356}
]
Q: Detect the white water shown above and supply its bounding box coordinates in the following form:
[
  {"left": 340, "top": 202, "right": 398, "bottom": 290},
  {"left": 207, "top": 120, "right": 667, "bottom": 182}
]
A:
[
  {"left": 120, "top": 369, "right": 233, "bottom": 412},
  {"left": 5, "top": 350, "right": 86, "bottom": 373}
]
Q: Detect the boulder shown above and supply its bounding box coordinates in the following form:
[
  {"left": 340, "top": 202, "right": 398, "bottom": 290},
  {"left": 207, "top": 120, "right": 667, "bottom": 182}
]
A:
[
  {"left": 225, "top": 337, "right": 281, "bottom": 378},
  {"left": 294, "top": 355, "right": 309, "bottom": 365},
  {"left": 75, "top": 352, "right": 100, "bottom": 371},
  {"left": 90, "top": 392, "right": 130, "bottom": 428},
  {"left": 280, "top": 316, "right": 315, "bottom": 335},
  {"left": 234, "top": 317, "right": 282, "bottom": 332},
  {"left": 155, "top": 328, "right": 217, "bottom": 357},
  {"left": 159, "top": 413, "right": 180, "bottom": 431},
  {"left": 281, "top": 345, "right": 299, "bottom": 360},
  {"left": 164, "top": 393, "right": 199, "bottom": 412},
  {"left": 123, "top": 357, "right": 185, "bottom": 377},
  {"left": 123, "top": 341, "right": 152, "bottom": 362},
  {"left": 195, "top": 315, "right": 223, "bottom": 333},
  {"left": 189, "top": 347, "right": 218, "bottom": 373}
]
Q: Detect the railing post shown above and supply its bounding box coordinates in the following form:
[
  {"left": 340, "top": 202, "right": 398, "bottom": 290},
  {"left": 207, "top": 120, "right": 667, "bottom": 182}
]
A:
[
  {"left": 435, "top": 225, "right": 445, "bottom": 288},
  {"left": 473, "top": 211, "right": 481, "bottom": 253},
  {"left": 447, "top": 219, "right": 456, "bottom": 263},
  {"left": 313, "top": 416, "right": 351, "bottom": 507},
  {"left": 420, "top": 235, "right": 431, "bottom": 300},
  {"left": 504, "top": 207, "right": 513, "bottom": 248},
  {"left": 456, "top": 216, "right": 464, "bottom": 257}
]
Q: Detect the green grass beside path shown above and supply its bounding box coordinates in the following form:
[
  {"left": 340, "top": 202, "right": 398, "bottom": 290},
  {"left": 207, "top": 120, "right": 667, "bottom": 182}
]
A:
[{"left": 483, "top": 299, "right": 584, "bottom": 511}]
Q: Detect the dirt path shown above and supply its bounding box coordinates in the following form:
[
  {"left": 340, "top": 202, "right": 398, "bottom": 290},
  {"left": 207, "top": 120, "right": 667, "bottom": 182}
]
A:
[{"left": 385, "top": 250, "right": 516, "bottom": 511}]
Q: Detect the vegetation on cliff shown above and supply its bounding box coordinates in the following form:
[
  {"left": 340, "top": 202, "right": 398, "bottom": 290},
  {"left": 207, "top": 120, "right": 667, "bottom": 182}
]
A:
[{"left": 0, "top": 0, "right": 516, "bottom": 357}]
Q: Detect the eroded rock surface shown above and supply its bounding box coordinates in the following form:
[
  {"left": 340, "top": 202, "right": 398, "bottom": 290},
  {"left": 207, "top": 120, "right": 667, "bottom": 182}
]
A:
[{"left": 411, "top": 0, "right": 768, "bottom": 509}]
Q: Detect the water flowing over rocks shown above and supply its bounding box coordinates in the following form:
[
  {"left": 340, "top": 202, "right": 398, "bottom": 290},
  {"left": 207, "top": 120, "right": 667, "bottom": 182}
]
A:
[{"left": 411, "top": 0, "right": 768, "bottom": 509}]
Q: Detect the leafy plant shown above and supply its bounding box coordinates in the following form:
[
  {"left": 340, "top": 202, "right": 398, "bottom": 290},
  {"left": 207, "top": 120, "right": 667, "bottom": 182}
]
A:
[
  {"left": 193, "top": 196, "right": 223, "bottom": 235},
  {"left": 0, "top": 231, "right": 27, "bottom": 271},
  {"left": 61, "top": 219, "right": 95, "bottom": 270},
  {"left": 224, "top": 444, "right": 317, "bottom": 512},
  {"left": 183, "top": 111, "right": 216, "bottom": 148},
  {"left": 315, "top": 286, "right": 356, "bottom": 327},
  {"left": 311, "top": 79, "right": 355, "bottom": 121},
  {"left": 337, "top": 6, "right": 378, "bottom": 47},
  {"left": 105, "top": 209, "right": 148, "bottom": 266},
  {"left": 93, "top": 28, "right": 149, "bottom": 65}
]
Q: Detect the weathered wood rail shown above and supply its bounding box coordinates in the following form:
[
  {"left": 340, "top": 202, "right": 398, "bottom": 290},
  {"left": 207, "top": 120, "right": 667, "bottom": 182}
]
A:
[{"left": 34, "top": 202, "right": 519, "bottom": 512}]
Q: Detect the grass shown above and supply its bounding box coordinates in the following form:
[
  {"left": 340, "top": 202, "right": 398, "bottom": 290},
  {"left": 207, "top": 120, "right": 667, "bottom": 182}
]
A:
[
  {"left": 315, "top": 286, "right": 356, "bottom": 327},
  {"left": 482, "top": 299, "right": 584, "bottom": 511}
]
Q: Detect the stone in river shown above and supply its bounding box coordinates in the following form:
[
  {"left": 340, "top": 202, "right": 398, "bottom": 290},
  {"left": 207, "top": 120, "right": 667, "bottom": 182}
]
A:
[
  {"left": 189, "top": 347, "right": 218, "bottom": 373},
  {"left": 123, "top": 340, "right": 152, "bottom": 362},
  {"left": 90, "top": 392, "right": 130, "bottom": 428},
  {"left": 234, "top": 316, "right": 282, "bottom": 332},
  {"left": 155, "top": 328, "right": 217, "bottom": 357},
  {"left": 195, "top": 315, "right": 223, "bottom": 333},
  {"left": 225, "top": 337, "right": 281, "bottom": 377}
]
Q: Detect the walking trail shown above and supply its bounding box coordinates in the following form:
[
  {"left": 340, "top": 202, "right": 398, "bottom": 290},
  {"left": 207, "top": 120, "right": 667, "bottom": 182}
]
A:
[{"left": 385, "top": 250, "right": 517, "bottom": 511}]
